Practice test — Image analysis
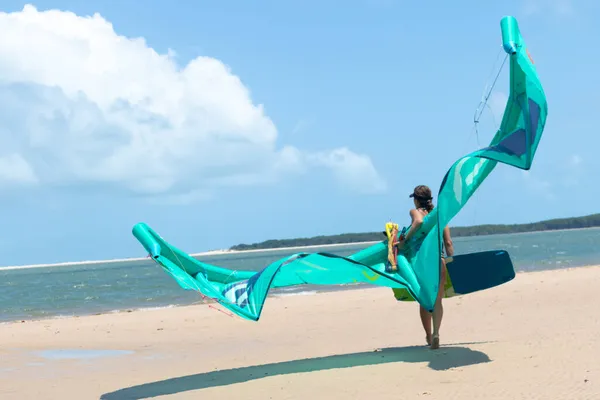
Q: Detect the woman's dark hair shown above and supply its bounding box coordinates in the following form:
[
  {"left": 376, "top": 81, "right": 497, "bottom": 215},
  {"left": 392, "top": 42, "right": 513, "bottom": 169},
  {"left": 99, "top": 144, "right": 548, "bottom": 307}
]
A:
[{"left": 409, "top": 185, "right": 434, "bottom": 212}]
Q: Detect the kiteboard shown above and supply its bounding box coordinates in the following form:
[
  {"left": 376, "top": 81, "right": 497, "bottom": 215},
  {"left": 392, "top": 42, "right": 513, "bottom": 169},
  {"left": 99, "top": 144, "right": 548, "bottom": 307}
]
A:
[{"left": 392, "top": 249, "right": 515, "bottom": 301}]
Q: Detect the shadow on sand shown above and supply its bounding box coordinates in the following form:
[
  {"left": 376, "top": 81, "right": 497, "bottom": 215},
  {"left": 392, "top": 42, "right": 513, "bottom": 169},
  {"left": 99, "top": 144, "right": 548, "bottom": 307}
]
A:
[{"left": 101, "top": 342, "right": 491, "bottom": 399}]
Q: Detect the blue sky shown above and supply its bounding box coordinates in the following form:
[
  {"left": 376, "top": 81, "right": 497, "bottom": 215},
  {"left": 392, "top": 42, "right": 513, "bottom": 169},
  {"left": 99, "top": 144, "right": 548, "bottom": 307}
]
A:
[{"left": 0, "top": 0, "right": 597, "bottom": 265}]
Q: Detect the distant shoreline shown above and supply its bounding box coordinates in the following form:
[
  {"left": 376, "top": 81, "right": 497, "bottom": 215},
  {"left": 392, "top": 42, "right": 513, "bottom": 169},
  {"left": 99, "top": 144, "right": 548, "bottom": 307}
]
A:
[
  {"left": 0, "top": 240, "right": 379, "bottom": 271},
  {"left": 229, "top": 213, "right": 600, "bottom": 251},
  {"left": 2, "top": 225, "right": 599, "bottom": 271}
]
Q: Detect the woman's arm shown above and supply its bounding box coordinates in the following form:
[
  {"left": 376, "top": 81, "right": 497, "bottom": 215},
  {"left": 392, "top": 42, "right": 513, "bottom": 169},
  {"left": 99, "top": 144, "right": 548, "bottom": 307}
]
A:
[{"left": 443, "top": 226, "right": 454, "bottom": 257}]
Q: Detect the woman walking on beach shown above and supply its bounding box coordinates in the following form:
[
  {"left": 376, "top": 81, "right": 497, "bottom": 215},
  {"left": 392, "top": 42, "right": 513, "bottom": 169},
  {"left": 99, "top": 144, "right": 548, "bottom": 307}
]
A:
[{"left": 396, "top": 185, "right": 454, "bottom": 350}]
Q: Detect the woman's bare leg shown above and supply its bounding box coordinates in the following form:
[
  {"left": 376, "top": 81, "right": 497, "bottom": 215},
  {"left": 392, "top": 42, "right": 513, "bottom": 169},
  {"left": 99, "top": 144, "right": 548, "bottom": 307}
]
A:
[
  {"left": 419, "top": 306, "right": 432, "bottom": 345},
  {"left": 431, "top": 258, "right": 447, "bottom": 350}
]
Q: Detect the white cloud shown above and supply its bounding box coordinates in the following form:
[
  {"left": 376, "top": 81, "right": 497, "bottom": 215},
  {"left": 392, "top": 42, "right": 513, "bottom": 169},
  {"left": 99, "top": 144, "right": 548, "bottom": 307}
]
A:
[
  {"left": 307, "top": 148, "right": 387, "bottom": 194},
  {"left": 0, "top": 153, "right": 37, "bottom": 184},
  {"left": 290, "top": 118, "right": 314, "bottom": 136},
  {"left": 519, "top": 153, "right": 585, "bottom": 198},
  {"left": 521, "top": 169, "right": 554, "bottom": 201},
  {"left": 570, "top": 154, "right": 582, "bottom": 167},
  {"left": 522, "top": 0, "right": 576, "bottom": 16},
  {"left": 489, "top": 92, "right": 508, "bottom": 124},
  {"left": 0, "top": 5, "right": 386, "bottom": 200},
  {"left": 562, "top": 154, "right": 584, "bottom": 187}
]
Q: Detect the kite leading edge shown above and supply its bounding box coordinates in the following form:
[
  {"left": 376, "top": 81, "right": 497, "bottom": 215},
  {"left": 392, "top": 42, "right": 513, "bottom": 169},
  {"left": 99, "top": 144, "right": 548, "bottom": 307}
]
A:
[{"left": 131, "top": 16, "right": 548, "bottom": 321}]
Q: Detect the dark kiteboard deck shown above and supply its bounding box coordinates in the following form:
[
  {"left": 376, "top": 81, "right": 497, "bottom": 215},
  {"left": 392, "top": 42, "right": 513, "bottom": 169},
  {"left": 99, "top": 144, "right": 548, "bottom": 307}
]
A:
[
  {"left": 445, "top": 249, "right": 515, "bottom": 295},
  {"left": 392, "top": 249, "right": 516, "bottom": 301}
]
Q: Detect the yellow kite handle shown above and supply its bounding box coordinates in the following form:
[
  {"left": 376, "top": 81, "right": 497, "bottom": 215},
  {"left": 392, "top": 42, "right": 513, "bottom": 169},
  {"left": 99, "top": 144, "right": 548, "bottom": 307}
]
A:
[{"left": 385, "top": 222, "right": 399, "bottom": 240}]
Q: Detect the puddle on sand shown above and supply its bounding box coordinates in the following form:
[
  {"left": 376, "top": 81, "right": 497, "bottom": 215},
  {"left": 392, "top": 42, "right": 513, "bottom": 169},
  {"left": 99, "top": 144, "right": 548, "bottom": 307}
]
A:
[{"left": 35, "top": 349, "right": 134, "bottom": 360}]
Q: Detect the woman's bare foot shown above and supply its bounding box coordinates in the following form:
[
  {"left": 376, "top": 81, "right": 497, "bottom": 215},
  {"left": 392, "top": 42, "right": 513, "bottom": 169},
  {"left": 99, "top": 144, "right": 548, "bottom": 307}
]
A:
[
  {"left": 430, "top": 334, "right": 440, "bottom": 350},
  {"left": 426, "top": 334, "right": 432, "bottom": 346}
]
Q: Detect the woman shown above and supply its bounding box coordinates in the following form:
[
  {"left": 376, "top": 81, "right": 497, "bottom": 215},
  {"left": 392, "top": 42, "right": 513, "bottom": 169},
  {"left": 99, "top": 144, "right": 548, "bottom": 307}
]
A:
[{"left": 396, "top": 185, "right": 454, "bottom": 350}]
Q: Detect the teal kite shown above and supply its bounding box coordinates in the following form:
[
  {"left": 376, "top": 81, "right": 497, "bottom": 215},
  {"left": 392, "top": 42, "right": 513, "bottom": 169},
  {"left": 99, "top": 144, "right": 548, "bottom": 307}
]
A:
[{"left": 132, "top": 16, "right": 548, "bottom": 321}]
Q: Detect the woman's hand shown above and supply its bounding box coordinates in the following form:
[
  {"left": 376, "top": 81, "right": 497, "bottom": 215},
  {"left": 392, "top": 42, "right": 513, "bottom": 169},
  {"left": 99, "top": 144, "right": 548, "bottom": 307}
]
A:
[{"left": 396, "top": 238, "right": 406, "bottom": 251}]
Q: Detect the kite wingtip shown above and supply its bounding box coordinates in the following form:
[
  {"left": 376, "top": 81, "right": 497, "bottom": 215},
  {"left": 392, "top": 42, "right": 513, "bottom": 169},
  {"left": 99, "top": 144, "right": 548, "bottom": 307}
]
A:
[
  {"left": 500, "top": 15, "right": 522, "bottom": 55},
  {"left": 132, "top": 222, "right": 162, "bottom": 258}
]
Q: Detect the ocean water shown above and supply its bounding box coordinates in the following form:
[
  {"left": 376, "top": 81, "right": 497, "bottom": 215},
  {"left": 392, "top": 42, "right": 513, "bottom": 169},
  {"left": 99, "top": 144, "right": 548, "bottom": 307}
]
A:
[{"left": 1, "top": 228, "right": 599, "bottom": 323}]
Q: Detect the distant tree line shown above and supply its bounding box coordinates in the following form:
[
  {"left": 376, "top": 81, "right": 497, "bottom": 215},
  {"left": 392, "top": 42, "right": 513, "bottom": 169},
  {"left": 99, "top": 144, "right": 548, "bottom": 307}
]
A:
[{"left": 229, "top": 213, "right": 600, "bottom": 251}]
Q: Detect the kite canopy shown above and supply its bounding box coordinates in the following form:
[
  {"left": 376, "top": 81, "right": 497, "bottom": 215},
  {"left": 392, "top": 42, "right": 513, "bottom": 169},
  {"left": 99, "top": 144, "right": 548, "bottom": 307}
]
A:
[
  {"left": 132, "top": 16, "right": 548, "bottom": 321},
  {"left": 408, "top": 15, "right": 548, "bottom": 311}
]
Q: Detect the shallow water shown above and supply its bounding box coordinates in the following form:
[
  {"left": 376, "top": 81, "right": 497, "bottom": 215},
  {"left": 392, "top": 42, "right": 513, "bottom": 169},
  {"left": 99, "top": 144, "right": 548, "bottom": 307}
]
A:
[
  {"left": 35, "top": 349, "right": 134, "bottom": 360},
  {"left": 0, "top": 227, "right": 599, "bottom": 322}
]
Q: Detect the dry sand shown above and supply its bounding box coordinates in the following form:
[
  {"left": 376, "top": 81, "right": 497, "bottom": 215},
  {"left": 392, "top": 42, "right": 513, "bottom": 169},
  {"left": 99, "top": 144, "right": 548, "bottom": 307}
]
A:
[{"left": 1, "top": 266, "right": 600, "bottom": 399}]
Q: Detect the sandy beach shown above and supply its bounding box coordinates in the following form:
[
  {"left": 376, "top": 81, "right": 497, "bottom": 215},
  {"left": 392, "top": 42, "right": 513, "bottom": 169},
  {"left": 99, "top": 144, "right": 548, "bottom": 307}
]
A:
[{"left": 1, "top": 265, "right": 599, "bottom": 399}]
